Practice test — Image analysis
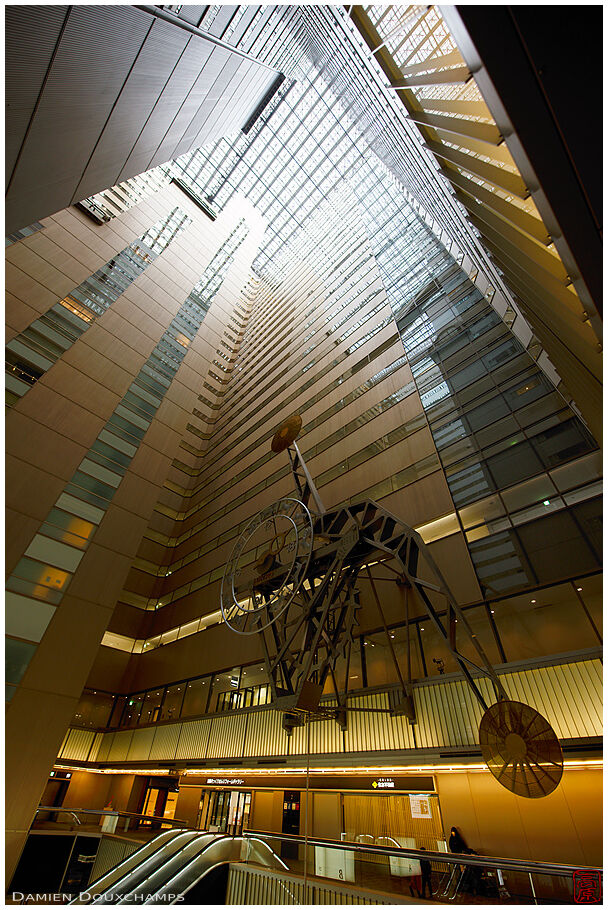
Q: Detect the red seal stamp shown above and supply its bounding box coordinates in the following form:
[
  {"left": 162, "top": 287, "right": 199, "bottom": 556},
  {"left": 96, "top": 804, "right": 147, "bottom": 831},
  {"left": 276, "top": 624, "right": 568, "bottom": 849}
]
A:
[{"left": 573, "top": 870, "right": 602, "bottom": 903}]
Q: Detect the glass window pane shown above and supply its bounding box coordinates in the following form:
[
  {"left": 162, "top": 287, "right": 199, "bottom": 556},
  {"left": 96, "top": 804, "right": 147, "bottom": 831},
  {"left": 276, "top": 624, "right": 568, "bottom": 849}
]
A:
[
  {"left": 574, "top": 574, "right": 602, "bottom": 639},
  {"left": 123, "top": 695, "right": 144, "bottom": 727},
  {"left": 181, "top": 677, "right": 211, "bottom": 717},
  {"left": 211, "top": 667, "right": 241, "bottom": 711},
  {"left": 491, "top": 583, "right": 600, "bottom": 661},
  {"left": 418, "top": 619, "right": 460, "bottom": 677},
  {"left": 517, "top": 509, "right": 599, "bottom": 583},
  {"left": 486, "top": 440, "right": 544, "bottom": 488},
  {"left": 6, "top": 638, "right": 36, "bottom": 685},
  {"left": 140, "top": 689, "right": 163, "bottom": 725},
  {"left": 160, "top": 684, "right": 185, "bottom": 722}
]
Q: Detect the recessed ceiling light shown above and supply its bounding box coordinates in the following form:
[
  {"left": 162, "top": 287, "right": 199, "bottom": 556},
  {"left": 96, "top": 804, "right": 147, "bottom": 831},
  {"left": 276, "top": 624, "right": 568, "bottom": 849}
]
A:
[{"left": 531, "top": 599, "right": 536, "bottom": 604}]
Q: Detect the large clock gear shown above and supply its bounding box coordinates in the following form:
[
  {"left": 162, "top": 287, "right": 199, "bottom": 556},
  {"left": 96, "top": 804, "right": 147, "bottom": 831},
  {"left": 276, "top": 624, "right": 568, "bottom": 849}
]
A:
[
  {"left": 220, "top": 413, "right": 564, "bottom": 796},
  {"left": 221, "top": 497, "right": 313, "bottom": 634}
]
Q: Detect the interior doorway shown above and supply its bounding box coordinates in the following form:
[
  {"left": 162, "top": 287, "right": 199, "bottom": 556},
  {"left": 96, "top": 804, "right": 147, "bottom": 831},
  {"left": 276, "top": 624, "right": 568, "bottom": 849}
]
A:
[
  {"left": 204, "top": 790, "right": 252, "bottom": 835},
  {"left": 281, "top": 790, "right": 301, "bottom": 860},
  {"left": 140, "top": 787, "right": 167, "bottom": 828},
  {"left": 38, "top": 777, "right": 70, "bottom": 823}
]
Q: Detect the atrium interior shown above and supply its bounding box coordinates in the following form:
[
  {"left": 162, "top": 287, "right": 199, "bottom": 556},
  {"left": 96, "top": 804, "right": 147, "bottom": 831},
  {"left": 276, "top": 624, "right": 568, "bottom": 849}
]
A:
[{"left": 5, "top": 3, "right": 602, "bottom": 904}]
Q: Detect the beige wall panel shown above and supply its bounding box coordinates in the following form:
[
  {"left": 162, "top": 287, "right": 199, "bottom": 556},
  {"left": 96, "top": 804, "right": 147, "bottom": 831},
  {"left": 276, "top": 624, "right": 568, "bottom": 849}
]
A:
[
  {"left": 95, "top": 732, "right": 114, "bottom": 764},
  {"left": 6, "top": 291, "right": 42, "bottom": 338},
  {"left": 5, "top": 243, "right": 81, "bottom": 299},
  {"left": 163, "top": 378, "right": 202, "bottom": 412},
  {"left": 6, "top": 261, "right": 67, "bottom": 319},
  {"left": 88, "top": 732, "right": 105, "bottom": 762},
  {"left": 106, "top": 602, "right": 153, "bottom": 639},
  {"left": 313, "top": 792, "right": 342, "bottom": 840},
  {"left": 11, "top": 382, "right": 106, "bottom": 449},
  {"left": 149, "top": 724, "right": 181, "bottom": 762},
  {"left": 106, "top": 730, "right": 134, "bottom": 762},
  {"left": 92, "top": 507, "right": 150, "bottom": 563},
  {"left": 108, "top": 773, "right": 140, "bottom": 812},
  {"left": 19, "top": 593, "right": 114, "bottom": 699},
  {"left": 501, "top": 660, "right": 602, "bottom": 740},
  {"left": 85, "top": 646, "right": 132, "bottom": 694},
  {"left": 48, "top": 343, "right": 134, "bottom": 399},
  {"left": 289, "top": 715, "right": 343, "bottom": 757},
  {"left": 242, "top": 709, "right": 289, "bottom": 758},
  {"left": 414, "top": 678, "right": 487, "bottom": 749},
  {"left": 5, "top": 507, "right": 52, "bottom": 577},
  {"left": 62, "top": 542, "right": 136, "bottom": 609},
  {"left": 127, "top": 444, "right": 174, "bottom": 488},
  {"left": 60, "top": 728, "right": 96, "bottom": 761},
  {"left": 206, "top": 713, "right": 247, "bottom": 759},
  {"left": 5, "top": 452, "right": 67, "bottom": 526},
  {"left": 63, "top": 323, "right": 149, "bottom": 380},
  {"left": 42, "top": 360, "right": 122, "bottom": 421},
  {"left": 426, "top": 534, "right": 482, "bottom": 604},
  {"left": 96, "top": 307, "right": 167, "bottom": 355},
  {"left": 554, "top": 769, "right": 602, "bottom": 866},
  {"left": 6, "top": 685, "right": 78, "bottom": 876},
  {"left": 174, "top": 718, "right": 212, "bottom": 761},
  {"left": 249, "top": 790, "right": 275, "bottom": 833},
  {"left": 155, "top": 396, "right": 196, "bottom": 436},
  {"left": 111, "top": 473, "right": 175, "bottom": 523},
  {"left": 127, "top": 727, "right": 155, "bottom": 762},
  {"left": 117, "top": 283, "right": 181, "bottom": 331},
  {"left": 63, "top": 769, "right": 112, "bottom": 811},
  {"left": 436, "top": 767, "right": 601, "bottom": 866},
  {"left": 378, "top": 470, "right": 456, "bottom": 529},
  {"left": 136, "top": 421, "right": 185, "bottom": 461},
  {"left": 15, "top": 230, "right": 103, "bottom": 283},
  {"left": 27, "top": 221, "right": 116, "bottom": 273},
  {"left": 175, "top": 786, "right": 202, "bottom": 828},
  {"left": 343, "top": 692, "right": 414, "bottom": 753}
]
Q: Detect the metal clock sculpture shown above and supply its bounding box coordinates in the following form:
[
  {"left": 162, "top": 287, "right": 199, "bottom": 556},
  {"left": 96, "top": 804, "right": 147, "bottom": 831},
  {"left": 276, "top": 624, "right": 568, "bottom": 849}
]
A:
[{"left": 220, "top": 414, "right": 563, "bottom": 797}]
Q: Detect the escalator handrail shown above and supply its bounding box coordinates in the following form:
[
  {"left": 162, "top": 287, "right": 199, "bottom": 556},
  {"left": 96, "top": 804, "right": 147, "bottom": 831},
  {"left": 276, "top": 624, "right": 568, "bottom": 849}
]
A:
[
  {"left": 35, "top": 806, "right": 188, "bottom": 827},
  {"left": 245, "top": 829, "right": 601, "bottom": 877},
  {"left": 110, "top": 834, "right": 218, "bottom": 904},
  {"left": 141, "top": 835, "right": 288, "bottom": 905},
  {"left": 73, "top": 830, "right": 185, "bottom": 900},
  {"left": 72, "top": 831, "right": 199, "bottom": 904}
]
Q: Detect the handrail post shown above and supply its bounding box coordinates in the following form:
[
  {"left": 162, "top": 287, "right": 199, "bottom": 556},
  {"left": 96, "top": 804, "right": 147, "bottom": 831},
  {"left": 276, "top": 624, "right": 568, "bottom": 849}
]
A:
[{"left": 529, "top": 872, "right": 538, "bottom": 904}]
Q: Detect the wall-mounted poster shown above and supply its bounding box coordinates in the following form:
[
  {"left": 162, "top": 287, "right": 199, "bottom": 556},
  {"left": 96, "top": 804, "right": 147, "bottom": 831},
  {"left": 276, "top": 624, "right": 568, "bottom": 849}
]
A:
[{"left": 409, "top": 794, "right": 432, "bottom": 819}]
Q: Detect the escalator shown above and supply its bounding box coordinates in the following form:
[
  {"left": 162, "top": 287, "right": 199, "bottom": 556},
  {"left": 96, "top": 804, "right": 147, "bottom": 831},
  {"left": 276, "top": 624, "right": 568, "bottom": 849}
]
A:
[{"left": 71, "top": 831, "right": 287, "bottom": 905}]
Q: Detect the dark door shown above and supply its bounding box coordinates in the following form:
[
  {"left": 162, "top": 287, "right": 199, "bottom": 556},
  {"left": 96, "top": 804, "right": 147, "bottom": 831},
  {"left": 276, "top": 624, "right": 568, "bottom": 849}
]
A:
[
  {"left": 281, "top": 790, "right": 301, "bottom": 860},
  {"left": 39, "top": 778, "right": 69, "bottom": 823}
]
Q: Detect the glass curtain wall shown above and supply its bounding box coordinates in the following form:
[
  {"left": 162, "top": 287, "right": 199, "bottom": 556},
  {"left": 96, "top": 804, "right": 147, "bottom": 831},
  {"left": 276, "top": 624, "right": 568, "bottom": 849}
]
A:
[
  {"left": 71, "top": 571, "right": 601, "bottom": 732},
  {"left": 162, "top": 5, "right": 600, "bottom": 602}
]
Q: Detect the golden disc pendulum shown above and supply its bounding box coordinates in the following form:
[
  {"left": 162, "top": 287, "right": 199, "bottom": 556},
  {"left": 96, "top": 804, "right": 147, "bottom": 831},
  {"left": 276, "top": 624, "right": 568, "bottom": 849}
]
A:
[{"left": 271, "top": 414, "right": 302, "bottom": 452}]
